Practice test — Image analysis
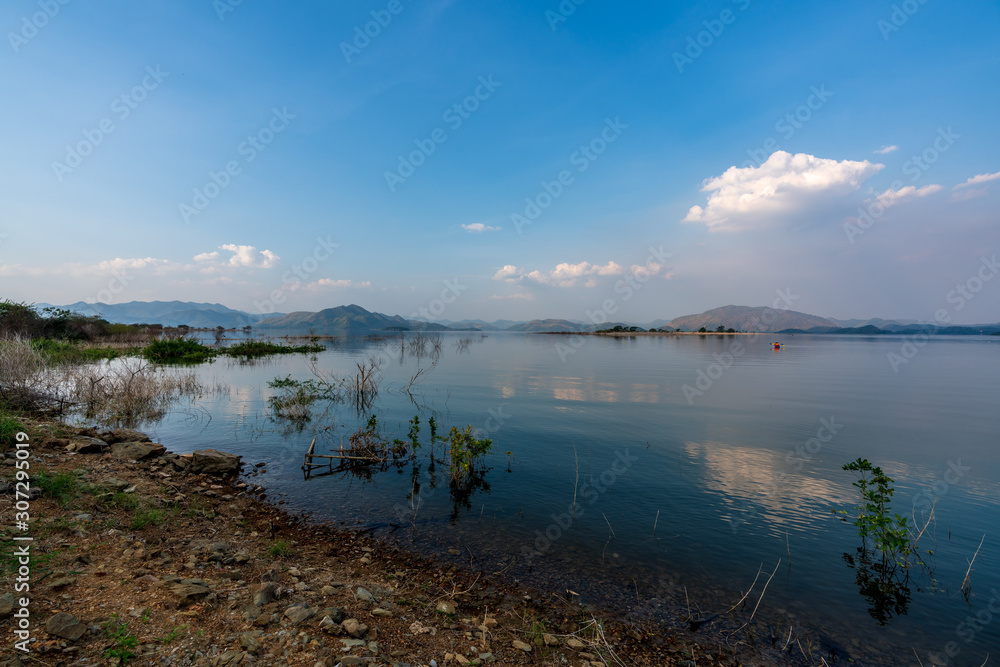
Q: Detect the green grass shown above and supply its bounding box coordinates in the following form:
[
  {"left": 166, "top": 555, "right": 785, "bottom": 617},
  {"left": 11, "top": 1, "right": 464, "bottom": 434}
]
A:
[
  {"left": 30, "top": 338, "right": 129, "bottom": 364},
  {"left": 155, "top": 624, "right": 189, "bottom": 643},
  {"left": 267, "top": 539, "right": 291, "bottom": 557},
  {"left": 222, "top": 340, "right": 324, "bottom": 358},
  {"left": 34, "top": 470, "right": 80, "bottom": 505},
  {"left": 142, "top": 339, "right": 214, "bottom": 364},
  {"left": 0, "top": 407, "right": 24, "bottom": 451},
  {"left": 130, "top": 507, "right": 164, "bottom": 530}
]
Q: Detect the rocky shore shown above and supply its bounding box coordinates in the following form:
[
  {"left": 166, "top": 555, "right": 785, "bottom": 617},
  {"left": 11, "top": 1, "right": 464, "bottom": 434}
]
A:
[{"left": 0, "top": 418, "right": 771, "bottom": 667}]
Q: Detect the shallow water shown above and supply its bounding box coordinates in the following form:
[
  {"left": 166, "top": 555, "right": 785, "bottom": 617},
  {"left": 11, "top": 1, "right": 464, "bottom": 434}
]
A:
[{"left": 143, "top": 332, "right": 1000, "bottom": 665}]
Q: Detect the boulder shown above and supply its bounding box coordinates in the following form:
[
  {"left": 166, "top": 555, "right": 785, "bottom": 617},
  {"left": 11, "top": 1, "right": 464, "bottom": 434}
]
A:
[
  {"left": 190, "top": 449, "right": 242, "bottom": 475},
  {"left": 111, "top": 441, "right": 166, "bottom": 461},
  {"left": 68, "top": 437, "right": 109, "bottom": 454},
  {"left": 45, "top": 612, "right": 87, "bottom": 641},
  {"left": 101, "top": 428, "right": 152, "bottom": 444}
]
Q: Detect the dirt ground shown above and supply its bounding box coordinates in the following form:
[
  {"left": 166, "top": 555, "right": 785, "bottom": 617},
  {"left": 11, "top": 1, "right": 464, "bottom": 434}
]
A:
[{"left": 0, "top": 418, "right": 797, "bottom": 667}]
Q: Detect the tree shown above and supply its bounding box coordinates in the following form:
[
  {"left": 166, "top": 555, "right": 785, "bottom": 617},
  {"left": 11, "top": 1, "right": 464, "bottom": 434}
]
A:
[
  {"left": 715, "top": 325, "right": 726, "bottom": 333},
  {"left": 698, "top": 327, "right": 707, "bottom": 333}
]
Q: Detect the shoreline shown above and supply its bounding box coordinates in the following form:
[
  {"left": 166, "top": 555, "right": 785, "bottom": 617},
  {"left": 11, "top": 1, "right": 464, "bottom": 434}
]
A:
[
  {"left": 1, "top": 416, "right": 876, "bottom": 666},
  {"left": 535, "top": 331, "right": 765, "bottom": 337}
]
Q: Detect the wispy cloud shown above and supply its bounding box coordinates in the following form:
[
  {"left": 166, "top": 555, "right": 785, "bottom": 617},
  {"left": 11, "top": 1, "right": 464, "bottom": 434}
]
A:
[
  {"left": 874, "top": 145, "right": 898, "bottom": 154},
  {"left": 461, "top": 223, "right": 501, "bottom": 233},
  {"left": 683, "top": 151, "right": 883, "bottom": 232},
  {"left": 872, "top": 184, "right": 942, "bottom": 209},
  {"left": 953, "top": 170, "right": 1000, "bottom": 189}
]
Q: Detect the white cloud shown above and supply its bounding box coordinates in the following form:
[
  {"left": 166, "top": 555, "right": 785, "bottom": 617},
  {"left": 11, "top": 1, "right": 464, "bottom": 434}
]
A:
[
  {"left": 874, "top": 145, "right": 899, "bottom": 154},
  {"left": 307, "top": 279, "right": 371, "bottom": 290},
  {"left": 219, "top": 244, "right": 279, "bottom": 269},
  {"left": 951, "top": 188, "right": 989, "bottom": 202},
  {"left": 194, "top": 251, "right": 220, "bottom": 262},
  {"left": 953, "top": 171, "right": 1000, "bottom": 189},
  {"left": 494, "top": 261, "right": 624, "bottom": 287},
  {"left": 94, "top": 257, "right": 172, "bottom": 272},
  {"left": 493, "top": 265, "right": 522, "bottom": 282},
  {"left": 490, "top": 292, "right": 535, "bottom": 300},
  {"left": 683, "top": 151, "right": 884, "bottom": 232},
  {"left": 461, "top": 223, "right": 501, "bottom": 233},
  {"left": 872, "top": 184, "right": 942, "bottom": 209}
]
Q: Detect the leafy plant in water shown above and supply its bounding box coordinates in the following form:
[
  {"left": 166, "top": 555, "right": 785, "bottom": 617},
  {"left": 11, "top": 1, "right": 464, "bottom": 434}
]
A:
[
  {"left": 448, "top": 425, "right": 492, "bottom": 484},
  {"left": 838, "top": 458, "right": 915, "bottom": 565},
  {"left": 408, "top": 415, "right": 421, "bottom": 454}
]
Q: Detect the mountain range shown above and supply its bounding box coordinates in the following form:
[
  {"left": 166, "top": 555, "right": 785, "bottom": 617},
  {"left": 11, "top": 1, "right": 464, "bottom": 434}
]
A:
[{"left": 33, "top": 301, "right": 1000, "bottom": 335}]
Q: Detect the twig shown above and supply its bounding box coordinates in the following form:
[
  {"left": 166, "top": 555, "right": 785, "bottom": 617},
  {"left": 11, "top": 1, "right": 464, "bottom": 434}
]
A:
[
  {"left": 780, "top": 625, "right": 793, "bottom": 652},
  {"left": 961, "top": 534, "right": 986, "bottom": 590},
  {"left": 653, "top": 509, "right": 659, "bottom": 538},
  {"left": 912, "top": 648, "right": 925, "bottom": 667},
  {"left": 572, "top": 446, "right": 579, "bottom": 516},
  {"left": 722, "top": 562, "right": 764, "bottom": 615},
  {"left": 733, "top": 559, "right": 780, "bottom": 634}
]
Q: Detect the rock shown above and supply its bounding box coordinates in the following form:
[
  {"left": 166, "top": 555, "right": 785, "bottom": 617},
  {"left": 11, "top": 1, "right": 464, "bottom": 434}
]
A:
[
  {"left": 104, "top": 478, "right": 131, "bottom": 491},
  {"left": 190, "top": 449, "right": 242, "bottom": 475},
  {"left": 253, "top": 582, "right": 278, "bottom": 606},
  {"left": 478, "top": 653, "right": 495, "bottom": 663},
  {"left": 45, "top": 612, "right": 86, "bottom": 641},
  {"left": 167, "top": 581, "right": 211, "bottom": 604},
  {"left": 320, "top": 585, "right": 339, "bottom": 596},
  {"left": 372, "top": 607, "right": 392, "bottom": 617},
  {"left": 512, "top": 640, "right": 532, "bottom": 652},
  {"left": 566, "top": 638, "right": 586, "bottom": 650},
  {"left": 435, "top": 600, "right": 456, "bottom": 615},
  {"left": 47, "top": 576, "right": 76, "bottom": 590},
  {"left": 354, "top": 587, "right": 374, "bottom": 602},
  {"left": 317, "top": 606, "right": 344, "bottom": 623},
  {"left": 240, "top": 632, "right": 262, "bottom": 653},
  {"left": 342, "top": 618, "right": 367, "bottom": 638},
  {"left": 102, "top": 428, "right": 152, "bottom": 444},
  {"left": 68, "top": 437, "right": 108, "bottom": 454},
  {"left": 678, "top": 661, "right": 697, "bottom": 667},
  {"left": 284, "top": 604, "right": 315, "bottom": 625},
  {"left": 111, "top": 441, "right": 166, "bottom": 461},
  {"left": 74, "top": 513, "right": 92, "bottom": 522},
  {"left": 0, "top": 593, "right": 13, "bottom": 618},
  {"left": 543, "top": 633, "right": 559, "bottom": 646}
]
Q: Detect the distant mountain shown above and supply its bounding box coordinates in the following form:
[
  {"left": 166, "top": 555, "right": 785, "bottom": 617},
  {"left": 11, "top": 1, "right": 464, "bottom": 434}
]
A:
[
  {"left": 668, "top": 305, "right": 837, "bottom": 333},
  {"left": 506, "top": 319, "right": 586, "bottom": 333},
  {"left": 829, "top": 317, "right": 922, "bottom": 328},
  {"left": 416, "top": 318, "right": 523, "bottom": 331},
  {"left": 255, "top": 304, "right": 449, "bottom": 332},
  {"left": 43, "top": 300, "right": 281, "bottom": 328},
  {"left": 779, "top": 325, "right": 885, "bottom": 335}
]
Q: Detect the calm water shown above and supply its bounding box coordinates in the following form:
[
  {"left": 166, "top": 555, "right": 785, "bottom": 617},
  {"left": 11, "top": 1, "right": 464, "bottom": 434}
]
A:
[{"left": 140, "top": 332, "right": 999, "bottom": 664}]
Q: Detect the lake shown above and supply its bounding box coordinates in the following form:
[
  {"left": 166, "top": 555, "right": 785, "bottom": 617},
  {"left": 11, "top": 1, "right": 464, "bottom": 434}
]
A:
[{"left": 141, "top": 331, "right": 1000, "bottom": 665}]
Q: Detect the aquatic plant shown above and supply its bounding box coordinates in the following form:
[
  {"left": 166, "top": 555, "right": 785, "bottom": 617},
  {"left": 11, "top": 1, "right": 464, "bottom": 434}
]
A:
[
  {"left": 447, "top": 425, "right": 492, "bottom": 484},
  {"left": 837, "top": 458, "right": 916, "bottom": 565}
]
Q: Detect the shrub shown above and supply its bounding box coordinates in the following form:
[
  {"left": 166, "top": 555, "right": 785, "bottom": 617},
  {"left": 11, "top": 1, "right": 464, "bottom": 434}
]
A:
[
  {"left": 143, "top": 339, "right": 214, "bottom": 364},
  {"left": 448, "top": 425, "right": 492, "bottom": 484}
]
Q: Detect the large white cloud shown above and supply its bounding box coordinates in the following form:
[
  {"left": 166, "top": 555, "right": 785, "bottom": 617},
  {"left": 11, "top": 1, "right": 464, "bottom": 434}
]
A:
[
  {"left": 494, "top": 260, "right": 642, "bottom": 287},
  {"left": 684, "top": 151, "right": 884, "bottom": 232},
  {"left": 218, "top": 244, "right": 279, "bottom": 269}
]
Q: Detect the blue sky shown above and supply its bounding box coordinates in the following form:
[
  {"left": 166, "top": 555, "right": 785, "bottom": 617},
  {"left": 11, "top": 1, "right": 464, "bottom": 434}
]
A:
[{"left": 1, "top": 0, "right": 998, "bottom": 324}]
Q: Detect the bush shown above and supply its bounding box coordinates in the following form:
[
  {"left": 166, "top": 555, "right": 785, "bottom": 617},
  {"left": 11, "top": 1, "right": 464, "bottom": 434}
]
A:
[
  {"left": 223, "top": 340, "right": 324, "bottom": 358},
  {"left": 143, "top": 339, "right": 214, "bottom": 364},
  {"left": 0, "top": 408, "right": 23, "bottom": 451},
  {"left": 448, "top": 425, "right": 492, "bottom": 484}
]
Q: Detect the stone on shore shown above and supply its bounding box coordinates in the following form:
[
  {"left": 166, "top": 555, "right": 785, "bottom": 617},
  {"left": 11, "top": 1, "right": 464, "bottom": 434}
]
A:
[
  {"left": 190, "top": 449, "right": 242, "bottom": 475},
  {"left": 111, "top": 441, "right": 166, "bottom": 461},
  {"left": 45, "top": 612, "right": 87, "bottom": 641}
]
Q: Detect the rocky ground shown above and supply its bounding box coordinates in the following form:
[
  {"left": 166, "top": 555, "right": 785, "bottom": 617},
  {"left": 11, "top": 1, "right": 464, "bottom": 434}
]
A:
[{"left": 0, "top": 418, "right": 787, "bottom": 667}]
